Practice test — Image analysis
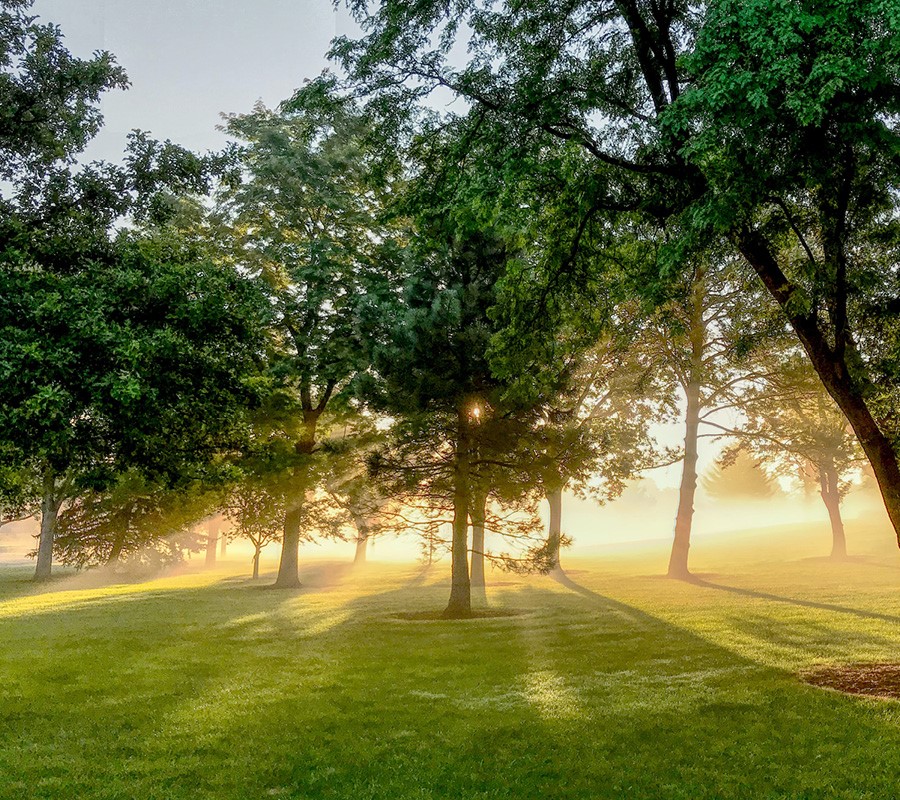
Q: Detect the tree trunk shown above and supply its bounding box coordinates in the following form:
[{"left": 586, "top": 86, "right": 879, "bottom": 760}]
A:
[
  {"left": 738, "top": 228, "right": 900, "bottom": 547},
  {"left": 351, "top": 512, "right": 369, "bottom": 565},
  {"left": 220, "top": 534, "right": 227, "bottom": 556},
  {"left": 546, "top": 486, "right": 563, "bottom": 573},
  {"left": 444, "top": 409, "right": 472, "bottom": 619},
  {"left": 668, "top": 281, "right": 705, "bottom": 580},
  {"left": 273, "top": 503, "right": 303, "bottom": 588},
  {"left": 469, "top": 488, "right": 488, "bottom": 603},
  {"left": 34, "top": 470, "right": 61, "bottom": 582},
  {"left": 252, "top": 546, "right": 261, "bottom": 580},
  {"left": 204, "top": 521, "right": 218, "bottom": 568},
  {"left": 106, "top": 529, "right": 127, "bottom": 566},
  {"left": 820, "top": 464, "right": 847, "bottom": 559},
  {"left": 273, "top": 425, "right": 316, "bottom": 589}
]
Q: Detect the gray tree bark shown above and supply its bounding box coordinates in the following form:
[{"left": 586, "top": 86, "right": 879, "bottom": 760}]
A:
[{"left": 444, "top": 409, "right": 472, "bottom": 618}]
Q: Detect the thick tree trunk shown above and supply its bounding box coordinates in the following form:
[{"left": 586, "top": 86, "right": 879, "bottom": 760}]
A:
[
  {"left": 204, "top": 521, "right": 218, "bottom": 568},
  {"left": 273, "top": 424, "right": 316, "bottom": 589},
  {"left": 738, "top": 228, "right": 900, "bottom": 547},
  {"left": 273, "top": 503, "right": 303, "bottom": 588},
  {"left": 469, "top": 489, "right": 488, "bottom": 603},
  {"left": 546, "top": 486, "right": 563, "bottom": 573},
  {"left": 34, "top": 471, "right": 61, "bottom": 582},
  {"left": 106, "top": 530, "right": 127, "bottom": 566},
  {"left": 820, "top": 465, "right": 847, "bottom": 559},
  {"left": 444, "top": 410, "right": 472, "bottom": 619},
  {"left": 252, "top": 547, "right": 261, "bottom": 580}
]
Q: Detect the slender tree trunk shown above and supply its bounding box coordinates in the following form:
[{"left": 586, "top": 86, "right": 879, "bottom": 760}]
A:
[
  {"left": 469, "top": 489, "right": 488, "bottom": 603},
  {"left": 351, "top": 513, "right": 369, "bottom": 565},
  {"left": 252, "top": 546, "right": 261, "bottom": 580},
  {"left": 738, "top": 228, "right": 900, "bottom": 547},
  {"left": 204, "top": 521, "right": 218, "bottom": 568},
  {"left": 444, "top": 410, "right": 472, "bottom": 619},
  {"left": 220, "top": 534, "right": 227, "bottom": 557},
  {"left": 546, "top": 486, "right": 563, "bottom": 573},
  {"left": 668, "top": 280, "right": 705, "bottom": 580},
  {"left": 820, "top": 465, "right": 847, "bottom": 559},
  {"left": 34, "top": 470, "right": 61, "bottom": 582}
]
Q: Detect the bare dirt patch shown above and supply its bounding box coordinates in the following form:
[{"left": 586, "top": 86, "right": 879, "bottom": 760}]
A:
[{"left": 801, "top": 663, "right": 900, "bottom": 699}]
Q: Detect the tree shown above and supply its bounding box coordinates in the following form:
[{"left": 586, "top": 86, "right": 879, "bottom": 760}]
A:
[
  {"left": 214, "top": 78, "right": 403, "bottom": 588},
  {"left": 335, "top": 0, "right": 900, "bottom": 552},
  {"left": 721, "top": 354, "right": 864, "bottom": 559},
  {"left": 0, "top": 0, "right": 128, "bottom": 179},
  {"left": 53, "top": 473, "right": 214, "bottom": 571},
  {"left": 532, "top": 329, "right": 672, "bottom": 574},
  {"left": 700, "top": 450, "right": 779, "bottom": 502},
  {"left": 656, "top": 257, "right": 783, "bottom": 578},
  {"left": 669, "top": 0, "right": 900, "bottom": 546},
  {"left": 222, "top": 481, "right": 285, "bottom": 580},
  {"left": 0, "top": 2, "right": 267, "bottom": 581},
  {"left": 362, "top": 215, "right": 561, "bottom": 616},
  {"left": 0, "top": 227, "right": 267, "bottom": 581}
]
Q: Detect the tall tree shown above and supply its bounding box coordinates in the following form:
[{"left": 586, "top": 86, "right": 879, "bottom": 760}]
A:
[
  {"left": 214, "top": 79, "right": 403, "bottom": 588},
  {"left": 362, "top": 225, "right": 516, "bottom": 617},
  {"left": 336, "top": 0, "right": 900, "bottom": 551}
]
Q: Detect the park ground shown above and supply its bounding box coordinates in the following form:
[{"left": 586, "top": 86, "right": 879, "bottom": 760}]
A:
[{"left": 1, "top": 515, "right": 900, "bottom": 799}]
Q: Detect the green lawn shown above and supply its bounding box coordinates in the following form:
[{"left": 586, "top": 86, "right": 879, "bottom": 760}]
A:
[{"left": 1, "top": 518, "right": 900, "bottom": 799}]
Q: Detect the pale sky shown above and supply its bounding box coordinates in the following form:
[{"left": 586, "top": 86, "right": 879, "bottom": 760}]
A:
[{"left": 31, "top": 0, "right": 357, "bottom": 163}]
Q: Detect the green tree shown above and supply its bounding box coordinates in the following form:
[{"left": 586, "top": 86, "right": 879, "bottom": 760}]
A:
[
  {"left": 0, "top": 0, "right": 127, "bottom": 178},
  {"left": 222, "top": 480, "right": 286, "bottom": 580},
  {"left": 214, "top": 79, "right": 403, "bottom": 588},
  {"left": 336, "top": 0, "right": 900, "bottom": 551},
  {"left": 53, "top": 472, "right": 215, "bottom": 571},
  {"left": 720, "top": 354, "right": 864, "bottom": 559}
]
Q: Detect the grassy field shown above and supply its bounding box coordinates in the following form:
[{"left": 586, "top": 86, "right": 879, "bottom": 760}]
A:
[{"left": 1, "top": 516, "right": 900, "bottom": 799}]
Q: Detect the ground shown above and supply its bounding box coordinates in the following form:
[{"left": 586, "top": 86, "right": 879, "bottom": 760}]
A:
[{"left": 1, "top": 515, "right": 899, "bottom": 799}]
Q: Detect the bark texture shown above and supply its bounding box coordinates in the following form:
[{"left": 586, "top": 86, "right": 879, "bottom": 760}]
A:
[
  {"left": 444, "top": 410, "right": 472, "bottom": 618},
  {"left": 668, "top": 279, "right": 705, "bottom": 580},
  {"left": 34, "top": 470, "right": 62, "bottom": 582},
  {"left": 204, "top": 521, "right": 219, "bottom": 568},
  {"left": 469, "top": 489, "right": 488, "bottom": 603},
  {"left": 738, "top": 228, "right": 900, "bottom": 547},
  {"left": 820, "top": 463, "right": 847, "bottom": 559},
  {"left": 546, "top": 487, "right": 563, "bottom": 573}
]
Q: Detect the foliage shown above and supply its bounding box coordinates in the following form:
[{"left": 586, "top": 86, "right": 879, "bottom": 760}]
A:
[
  {"left": 0, "top": 0, "right": 128, "bottom": 177},
  {"left": 701, "top": 449, "right": 780, "bottom": 502},
  {"left": 53, "top": 473, "right": 215, "bottom": 570}
]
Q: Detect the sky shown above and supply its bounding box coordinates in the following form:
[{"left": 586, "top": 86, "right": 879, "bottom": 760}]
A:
[{"left": 31, "top": 0, "right": 357, "bottom": 164}]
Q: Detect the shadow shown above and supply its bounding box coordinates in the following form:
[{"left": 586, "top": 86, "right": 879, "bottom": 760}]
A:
[
  {"left": 402, "top": 563, "right": 435, "bottom": 588},
  {"left": 5, "top": 563, "right": 900, "bottom": 798},
  {"left": 686, "top": 576, "right": 900, "bottom": 625}
]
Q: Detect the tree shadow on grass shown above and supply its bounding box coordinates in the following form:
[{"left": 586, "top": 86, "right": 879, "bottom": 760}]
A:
[
  {"left": 685, "top": 575, "right": 900, "bottom": 625},
  {"left": 5, "top": 565, "right": 900, "bottom": 799}
]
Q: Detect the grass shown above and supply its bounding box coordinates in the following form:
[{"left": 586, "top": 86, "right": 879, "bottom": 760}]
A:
[{"left": 1, "top": 516, "right": 900, "bottom": 799}]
